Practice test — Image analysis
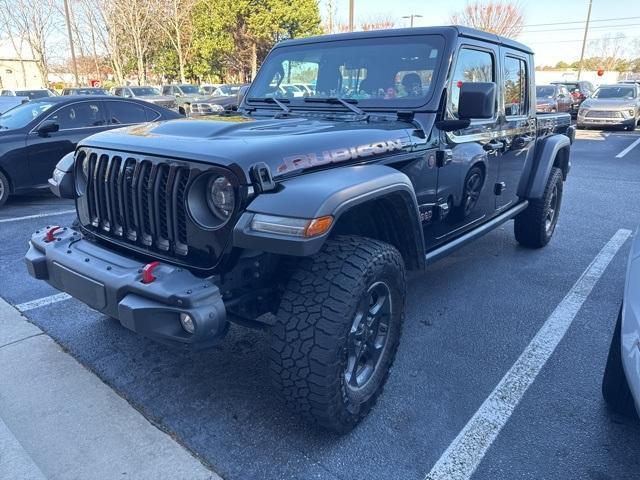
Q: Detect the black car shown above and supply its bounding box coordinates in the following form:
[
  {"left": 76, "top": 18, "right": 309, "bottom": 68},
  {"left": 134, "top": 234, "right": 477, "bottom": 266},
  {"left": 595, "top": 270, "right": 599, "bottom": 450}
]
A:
[
  {"left": 0, "top": 96, "right": 181, "bottom": 206},
  {"left": 61, "top": 87, "right": 109, "bottom": 96}
]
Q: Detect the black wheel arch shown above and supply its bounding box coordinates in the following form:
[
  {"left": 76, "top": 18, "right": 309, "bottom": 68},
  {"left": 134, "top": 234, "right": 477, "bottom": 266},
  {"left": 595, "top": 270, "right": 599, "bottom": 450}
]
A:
[{"left": 233, "top": 164, "right": 426, "bottom": 270}]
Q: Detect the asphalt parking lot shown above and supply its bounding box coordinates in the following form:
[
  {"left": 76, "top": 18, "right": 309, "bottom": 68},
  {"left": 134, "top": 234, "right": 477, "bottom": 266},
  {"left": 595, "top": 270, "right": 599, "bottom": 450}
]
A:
[{"left": 1, "top": 128, "right": 640, "bottom": 480}]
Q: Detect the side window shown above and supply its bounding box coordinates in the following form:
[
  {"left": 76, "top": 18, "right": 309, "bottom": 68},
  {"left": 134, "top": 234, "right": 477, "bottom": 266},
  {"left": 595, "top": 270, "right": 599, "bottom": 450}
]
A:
[
  {"left": 46, "top": 102, "right": 106, "bottom": 130},
  {"left": 449, "top": 47, "right": 494, "bottom": 118},
  {"left": 503, "top": 56, "right": 527, "bottom": 116},
  {"left": 107, "top": 101, "right": 147, "bottom": 124},
  {"left": 113, "top": 88, "right": 122, "bottom": 97},
  {"left": 143, "top": 106, "right": 161, "bottom": 121},
  {"left": 162, "top": 86, "right": 171, "bottom": 95}
]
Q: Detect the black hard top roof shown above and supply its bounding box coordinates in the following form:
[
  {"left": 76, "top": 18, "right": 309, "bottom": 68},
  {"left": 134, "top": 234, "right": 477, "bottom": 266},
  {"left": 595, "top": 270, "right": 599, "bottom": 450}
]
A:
[{"left": 277, "top": 25, "right": 533, "bottom": 55}]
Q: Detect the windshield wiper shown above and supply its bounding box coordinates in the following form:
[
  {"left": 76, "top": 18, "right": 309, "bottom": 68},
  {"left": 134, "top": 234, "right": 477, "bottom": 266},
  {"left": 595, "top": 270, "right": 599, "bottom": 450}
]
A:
[
  {"left": 247, "top": 97, "right": 291, "bottom": 115},
  {"left": 304, "top": 97, "right": 368, "bottom": 119}
]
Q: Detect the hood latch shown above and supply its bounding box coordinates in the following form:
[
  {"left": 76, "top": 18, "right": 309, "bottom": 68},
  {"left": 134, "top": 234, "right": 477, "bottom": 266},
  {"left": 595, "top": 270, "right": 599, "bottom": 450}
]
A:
[{"left": 250, "top": 162, "right": 276, "bottom": 193}]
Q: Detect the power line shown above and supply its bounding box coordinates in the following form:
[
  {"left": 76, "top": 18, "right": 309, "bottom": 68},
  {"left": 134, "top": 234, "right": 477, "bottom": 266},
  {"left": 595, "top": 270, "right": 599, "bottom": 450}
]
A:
[
  {"left": 522, "top": 15, "right": 640, "bottom": 27},
  {"left": 522, "top": 23, "right": 640, "bottom": 34},
  {"left": 525, "top": 35, "right": 638, "bottom": 45}
]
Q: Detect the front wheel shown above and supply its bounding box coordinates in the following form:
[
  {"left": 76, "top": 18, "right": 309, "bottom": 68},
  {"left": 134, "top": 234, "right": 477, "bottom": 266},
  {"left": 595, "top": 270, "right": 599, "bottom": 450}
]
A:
[
  {"left": 514, "top": 167, "right": 563, "bottom": 248},
  {"left": 602, "top": 306, "right": 638, "bottom": 417},
  {"left": 0, "top": 171, "right": 9, "bottom": 207},
  {"left": 270, "top": 235, "right": 406, "bottom": 432}
]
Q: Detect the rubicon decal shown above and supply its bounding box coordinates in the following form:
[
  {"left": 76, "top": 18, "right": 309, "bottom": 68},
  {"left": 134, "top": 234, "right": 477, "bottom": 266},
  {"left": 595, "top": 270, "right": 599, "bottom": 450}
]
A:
[{"left": 277, "top": 139, "right": 406, "bottom": 174}]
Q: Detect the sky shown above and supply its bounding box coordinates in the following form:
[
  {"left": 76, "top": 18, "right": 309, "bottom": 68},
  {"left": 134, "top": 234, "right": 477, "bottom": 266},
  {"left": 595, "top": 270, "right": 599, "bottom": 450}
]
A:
[{"left": 319, "top": 0, "right": 640, "bottom": 66}]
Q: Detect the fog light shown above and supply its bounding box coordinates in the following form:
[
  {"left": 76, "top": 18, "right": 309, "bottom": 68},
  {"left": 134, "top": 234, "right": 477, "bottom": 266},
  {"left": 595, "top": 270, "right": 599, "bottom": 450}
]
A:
[{"left": 179, "top": 313, "right": 195, "bottom": 334}]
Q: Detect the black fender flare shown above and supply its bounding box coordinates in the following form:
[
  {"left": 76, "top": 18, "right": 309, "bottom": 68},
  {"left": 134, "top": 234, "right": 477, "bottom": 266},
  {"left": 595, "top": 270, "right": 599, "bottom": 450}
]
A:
[
  {"left": 233, "top": 164, "right": 425, "bottom": 269},
  {"left": 519, "top": 134, "right": 570, "bottom": 200}
]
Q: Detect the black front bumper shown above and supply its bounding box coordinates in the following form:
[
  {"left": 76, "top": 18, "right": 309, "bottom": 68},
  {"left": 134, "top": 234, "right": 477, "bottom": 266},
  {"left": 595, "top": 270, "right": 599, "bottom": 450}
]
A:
[{"left": 25, "top": 228, "right": 228, "bottom": 348}]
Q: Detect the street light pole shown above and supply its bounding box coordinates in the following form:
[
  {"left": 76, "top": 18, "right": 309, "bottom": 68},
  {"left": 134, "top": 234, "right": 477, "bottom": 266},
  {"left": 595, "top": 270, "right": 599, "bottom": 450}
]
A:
[
  {"left": 63, "top": 0, "right": 79, "bottom": 87},
  {"left": 577, "top": 0, "right": 593, "bottom": 81},
  {"left": 402, "top": 14, "right": 423, "bottom": 28},
  {"left": 348, "top": 0, "right": 354, "bottom": 32}
]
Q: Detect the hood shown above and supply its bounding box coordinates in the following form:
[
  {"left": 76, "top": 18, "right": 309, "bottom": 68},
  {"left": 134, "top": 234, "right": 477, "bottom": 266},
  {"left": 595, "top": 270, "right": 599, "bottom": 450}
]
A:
[
  {"left": 138, "top": 95, "right": 176, "bottom": 103},
  {"left": 79, "top": 113, "right": 431, "bottom": 183},
  {"left": 580, "top": 98, "right": 637, "bottom": 110}
]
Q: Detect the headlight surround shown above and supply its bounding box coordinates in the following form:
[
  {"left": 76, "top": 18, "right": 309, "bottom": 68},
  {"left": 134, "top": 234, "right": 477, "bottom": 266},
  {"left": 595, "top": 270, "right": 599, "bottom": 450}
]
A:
[
  {"left": 206, "top": 175, "right": 235, "bottom": 220},
  {"left": 187, "top": 171, "right": 238, "bottom": 229}
]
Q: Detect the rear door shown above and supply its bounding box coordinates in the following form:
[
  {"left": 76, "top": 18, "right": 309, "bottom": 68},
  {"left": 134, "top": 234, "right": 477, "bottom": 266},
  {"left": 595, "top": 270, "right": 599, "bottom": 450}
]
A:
[
  {"left": 26, "top": 100, "right": 108, "bottom": 185},
  {"left": 496, "top": 50, "right": 535, "bottom": 210}
]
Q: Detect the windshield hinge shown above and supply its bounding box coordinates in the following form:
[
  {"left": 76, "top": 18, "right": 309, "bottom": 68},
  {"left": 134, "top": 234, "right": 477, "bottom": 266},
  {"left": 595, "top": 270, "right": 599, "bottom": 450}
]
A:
[
  {"left": 250, "top": 162, "right": 276, "bottom": 193},
  {"left": 397, "top": 110, "right": 415, "bottom": 122}
]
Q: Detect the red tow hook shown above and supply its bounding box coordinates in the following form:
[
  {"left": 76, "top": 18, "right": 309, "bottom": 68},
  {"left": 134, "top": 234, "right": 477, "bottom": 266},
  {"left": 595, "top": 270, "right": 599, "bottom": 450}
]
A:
[
  {"left": 44, "top": 226, "right": 61, "bottom": 243},
  {"left": 141, "top": 261, "right": 161, "bottom": 284}
]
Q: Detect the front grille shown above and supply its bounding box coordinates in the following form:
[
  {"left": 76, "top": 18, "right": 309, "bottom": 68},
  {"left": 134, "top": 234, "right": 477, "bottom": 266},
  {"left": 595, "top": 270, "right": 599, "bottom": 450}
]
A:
[
  {"left": 83, "top": 151, "right": 189, "bottom": 256},
  {"left": 585, "top": 110, "right": 622, "bottom": 118}
]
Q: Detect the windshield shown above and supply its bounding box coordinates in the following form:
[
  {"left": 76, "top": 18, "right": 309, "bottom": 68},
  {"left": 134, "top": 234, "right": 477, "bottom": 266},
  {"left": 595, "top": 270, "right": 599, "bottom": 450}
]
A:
[
  {"left": 15, "top": 90, "right": 52, "bottom": 99},
  {"left": 217, "top": 85, "right": 241, "bottom": 96},
  {"left": 592, "top": 86, "right": 636, "bottom": 99},
  {"left": 0, "top": 101, "right": 56, "bottom": 130},
  {"left": 536, "top": 86, "right": 555, "bottom": 98},
  {"left": 131, "top": 87, "right": 160, "bottom": 96},
  {"left": 247, "top": 35, "right": 444, "bottom": 108},
  {"left": 178, "top": 85, "right": 200, "bottom": 94}
]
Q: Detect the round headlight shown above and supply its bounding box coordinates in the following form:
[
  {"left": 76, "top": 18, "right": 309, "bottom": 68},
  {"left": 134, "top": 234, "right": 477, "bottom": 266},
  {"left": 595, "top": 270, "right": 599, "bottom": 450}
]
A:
[{"left": 206, "top": 175, "right": 235, "bottom": 220}]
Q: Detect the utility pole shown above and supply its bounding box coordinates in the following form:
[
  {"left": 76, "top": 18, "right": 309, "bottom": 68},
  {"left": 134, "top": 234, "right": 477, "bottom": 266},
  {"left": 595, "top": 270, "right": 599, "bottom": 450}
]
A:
[
  {"left": 348, "top": 0, "right": 354, "bottom": 32},
  {"left": 402, "top": 14, "right": 423, "bottom": 28},
  {"left": 577, "top": 0, "right": 593, "bottom": 81},
  {"left": 63, "top": 0, "right": 79, "bottom": 87}
]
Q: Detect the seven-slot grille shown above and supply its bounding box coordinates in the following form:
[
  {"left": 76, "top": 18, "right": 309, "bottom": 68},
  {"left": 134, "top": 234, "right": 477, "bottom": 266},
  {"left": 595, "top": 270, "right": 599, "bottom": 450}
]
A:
[{"left": 81, "top": 151, "right": 189, "bottom": 256}]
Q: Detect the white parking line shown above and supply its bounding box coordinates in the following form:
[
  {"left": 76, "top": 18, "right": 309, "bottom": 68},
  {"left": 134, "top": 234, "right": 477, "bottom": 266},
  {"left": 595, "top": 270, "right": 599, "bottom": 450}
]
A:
[
  {"left": 616, "top": 137, "right": 640, "bottom": 158},
  {"left": 424, "top": 228, "right": 632, "bottom": 480},
  {"left": 15, "top": 293, "right": 71, "bottom": 312},
  {"left": 0, "top": 209, "right": 76, "bottom": 224}
]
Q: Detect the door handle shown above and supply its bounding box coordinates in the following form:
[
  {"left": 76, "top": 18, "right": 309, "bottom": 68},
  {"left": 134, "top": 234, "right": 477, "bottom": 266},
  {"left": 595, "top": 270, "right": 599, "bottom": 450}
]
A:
[
  {"left": 512, "top": 135, "right": 534, "bottom": 149},
  {"left": 483, "top": 140, "right": 504, "bottom": 152}
]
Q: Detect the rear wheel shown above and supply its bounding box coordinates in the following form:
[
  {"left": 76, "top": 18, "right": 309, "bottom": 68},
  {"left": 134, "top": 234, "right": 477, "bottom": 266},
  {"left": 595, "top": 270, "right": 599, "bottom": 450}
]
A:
[
  {"left": 270, "top": 235, "right": 406, "bottom": 432},
  {"left": 602, "top": 306, "right": 638, "bottom": 417},
  {"left": 0, "top": 171, "right": 9, "bottom": 207},
  {"left": 514, "top": 167, "right": 563, "bottom": 248}
]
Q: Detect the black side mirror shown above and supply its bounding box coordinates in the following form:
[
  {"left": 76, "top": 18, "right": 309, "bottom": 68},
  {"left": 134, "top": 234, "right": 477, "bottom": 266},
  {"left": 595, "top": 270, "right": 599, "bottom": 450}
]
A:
[
  {"left": 458, "top": 82, "right": 496, "bottom": 119},
  {"left": 37, "top": 120, "right": 59, "bottom": 135}
]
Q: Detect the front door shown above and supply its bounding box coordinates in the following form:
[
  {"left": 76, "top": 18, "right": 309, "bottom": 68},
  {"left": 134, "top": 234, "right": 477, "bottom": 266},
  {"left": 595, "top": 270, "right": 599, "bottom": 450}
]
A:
[
  {"left": 26, "top": 100, "right": 108, "bottom": 186},
  {"left": 496, "top": 51, "right": 534, "bottom": 210},
  {"left": 423, "top": 42, "right": 501, "bottom": 248}
]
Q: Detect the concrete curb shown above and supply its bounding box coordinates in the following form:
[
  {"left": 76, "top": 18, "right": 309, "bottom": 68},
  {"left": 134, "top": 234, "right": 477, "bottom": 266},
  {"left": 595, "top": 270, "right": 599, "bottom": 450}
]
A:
[{"left": 0, "top": 297, "right": 220, "bottom": 480}]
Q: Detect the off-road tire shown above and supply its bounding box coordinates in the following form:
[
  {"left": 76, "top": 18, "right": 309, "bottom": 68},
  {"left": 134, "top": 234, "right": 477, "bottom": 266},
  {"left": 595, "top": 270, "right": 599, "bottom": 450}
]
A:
[
  {"left": 0, "top": 171, "right": 9, "bottom": 207},
  {"left": 602, "top": 306, "right": 638, "bottom": 417},
  {"left": 514, "top": 166, "right": 563, "bottom": 248},
  {"left": 270, "top": 235, "right": 406, "bottom": 432}
]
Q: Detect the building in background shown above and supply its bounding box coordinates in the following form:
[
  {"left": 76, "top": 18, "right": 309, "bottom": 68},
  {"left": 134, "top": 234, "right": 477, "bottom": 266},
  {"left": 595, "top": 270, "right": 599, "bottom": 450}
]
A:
[{"left": 0, "top": 39, "right": 43, "bottom": 90}]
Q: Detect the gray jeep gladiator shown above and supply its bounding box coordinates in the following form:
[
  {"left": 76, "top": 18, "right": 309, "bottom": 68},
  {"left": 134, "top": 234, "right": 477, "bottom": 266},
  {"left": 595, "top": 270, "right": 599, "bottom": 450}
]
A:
[{"left": 26, "top": 26, "right": 574, "bottom": 432}]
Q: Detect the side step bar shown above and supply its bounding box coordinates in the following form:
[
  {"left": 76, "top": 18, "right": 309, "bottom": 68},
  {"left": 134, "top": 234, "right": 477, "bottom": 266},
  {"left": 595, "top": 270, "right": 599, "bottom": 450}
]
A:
[{"left": 425, "top": 201, "right": 529, "bottom": 265}]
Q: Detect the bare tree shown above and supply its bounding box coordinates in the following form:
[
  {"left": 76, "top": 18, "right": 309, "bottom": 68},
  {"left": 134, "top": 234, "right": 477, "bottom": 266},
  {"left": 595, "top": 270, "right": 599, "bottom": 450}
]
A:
[
  {"left": 360, "top": 15, "right": 395, "bottom": 31},
  {"left": 0, "top": 0, "right": 62, "bottom": 85},
  {"left": 0, "top": 4, "right": 28, "bottom": 87},
  {"left": 449, "top": 1, "right": 524, "bottom": 38},
  {"left": 588, "top": 34, "right": 627, "bottom": 72},
  {"left": 107, "top": 0, "right": 156, "bottom": 84},
  {"left": 153, "top": 0, "right": 197, "bottom": 83}
]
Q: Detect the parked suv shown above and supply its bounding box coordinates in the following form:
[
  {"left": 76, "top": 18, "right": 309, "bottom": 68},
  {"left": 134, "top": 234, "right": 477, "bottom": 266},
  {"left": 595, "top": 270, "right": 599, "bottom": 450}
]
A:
[
  {"left": 577, "top": 84, "right": 640, "bottom": 130},
  {"left": 32, "top": 26, "right": 574, "bottom": 432},
  {"left": 161, "top": 84, "right": 209, "bottom": 115},
  {"left": 111, "top": 86, "right": 178, "bottom": 112}
]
